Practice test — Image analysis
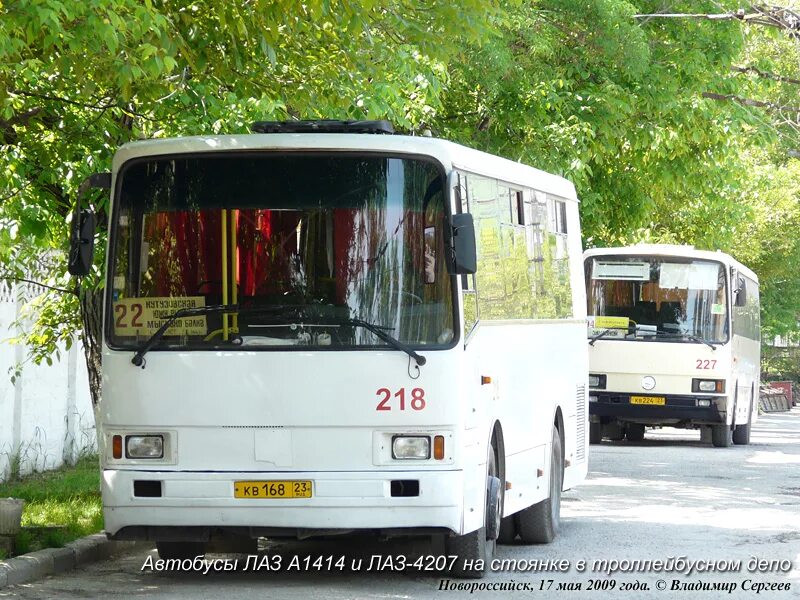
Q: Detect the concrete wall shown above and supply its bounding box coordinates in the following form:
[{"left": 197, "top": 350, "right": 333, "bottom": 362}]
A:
[{"left": 0, "top": 281, "right": 96, "bottom": 482}]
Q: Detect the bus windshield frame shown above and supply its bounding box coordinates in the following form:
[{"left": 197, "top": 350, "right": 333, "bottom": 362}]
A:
[
  {"left": 105, "top": 151, "right": 459, "bottom": 353},
  {"left": 586, "top": 254, "right": 729, "bottom": 344}
]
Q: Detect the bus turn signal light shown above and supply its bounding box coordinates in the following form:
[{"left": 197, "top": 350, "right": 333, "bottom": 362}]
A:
[
  {"left": 692, "top": 378, "right": 725, "bottom": 393},
  {"left": 112, "top": 435, "right": 122, "bottom": 459},
  {"left": 481, "top": 376, "right": 492, "bottom": 385},
  {"left": 433, "top": 435, "right": 445, "bottom": 460}
]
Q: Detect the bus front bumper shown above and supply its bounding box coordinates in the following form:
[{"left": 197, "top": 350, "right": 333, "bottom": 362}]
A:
[
  {"left": 589, "top": 392, "right": 726, "bottom": 425},
  {"left": 102, "top": 468, "right": 468, "bottom": 539}
]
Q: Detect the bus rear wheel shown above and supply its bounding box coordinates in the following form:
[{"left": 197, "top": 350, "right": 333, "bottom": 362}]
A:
[
  {"left": 517, "top": 425, "right": 562, "bottom": 544},
  {"left": 625, "top": 424, "right": 645, "bottom": 442},
  {"left": 497, "top": 515, "right": 517, "bottom": 544},
  {"left": 156, "top": 541, "right": 206, "bottom": 560},
  {"left": 605, "top": 423, "right": 625, "bottom": 441}
]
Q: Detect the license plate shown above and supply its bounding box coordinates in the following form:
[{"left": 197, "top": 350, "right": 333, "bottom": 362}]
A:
[
  {"left": 234, "top": 480, "right": 312, "bottom": 499},
  {"left": 630, "top": 396, "right": 666, "bottom": 406}
]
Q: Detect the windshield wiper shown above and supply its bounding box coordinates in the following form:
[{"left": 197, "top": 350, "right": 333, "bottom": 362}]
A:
[
  {"left": 131, "top": 303, "right": 307, "bottom": 367},
  {"left": 588, "top": 326, "right": 717, "bottom": 351},
  {"left": 325, "top": 316, "right": 427, "bottom": 366},
  {"left": 659, "top": 331, "right": 717, "bottom": 351},
  {"left": 131, "top": 304, "right": 241, "bottom": 367},
  {"left": 130, "top": 304, "right": 425, "bottom": 367}
]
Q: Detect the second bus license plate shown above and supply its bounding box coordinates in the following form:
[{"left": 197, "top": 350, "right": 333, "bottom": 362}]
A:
[
  {"left": 234, "top": 480, "right": 312, "bottom": 499},
  {"left": 630, "top": 396, "right": 666, "bottom": 406}
]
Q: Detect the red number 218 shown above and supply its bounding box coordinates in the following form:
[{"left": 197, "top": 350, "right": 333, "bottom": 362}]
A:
[{"left": 375, "top": 388, "right": 426, "bottom": 411}]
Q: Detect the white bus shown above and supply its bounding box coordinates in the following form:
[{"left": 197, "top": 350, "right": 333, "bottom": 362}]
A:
[
  {"left": 584, "top": 245, "right": 760, "bottom": 448},
  {"left": 69, "top": 120, "right": 588, "bottom": 577}
]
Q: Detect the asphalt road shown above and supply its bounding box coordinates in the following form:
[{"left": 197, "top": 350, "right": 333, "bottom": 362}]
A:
[{"left": 3, "top": 409, "right": 800, "bottom": 599}]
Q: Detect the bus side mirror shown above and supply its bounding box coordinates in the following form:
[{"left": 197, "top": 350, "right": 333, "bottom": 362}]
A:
[
  {"left": 68, "top": 172, "right": 111, "bottom": 277},
  {"left": 734, "top": 276, "right": 747, "bottom": 307},
  {"left": 448, "top": 213, "right": 477, "bottom": 275},
  {"left": 68, "top": 210, "right": 97, "bottom": 276}
]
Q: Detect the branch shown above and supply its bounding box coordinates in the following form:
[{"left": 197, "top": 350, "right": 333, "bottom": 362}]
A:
[
  {"left": 9, "top": 89, "right": 115, "bottom": 111},
  {"left": 0, "top": 277, "right": 76, "bottom": 296},
  {"left": 0, "top": 108, "right": 43, "bottom": 144},
  {"left": 702, "top": 91, "right": 800, "bottom": 113},
  {"left": 748, "top": 4, "right": 800, "bottom": 33},
  {"left": 633, "top": 10, "right": 746, "bottom": 21},
  {"left": 634, "top": 5, "right": 800, "bottom": 35},
  {"left": 732, "top": 65, "right": 800, "bottom": 85}
]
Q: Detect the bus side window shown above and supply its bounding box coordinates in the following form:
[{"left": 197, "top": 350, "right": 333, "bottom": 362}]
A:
[{"left": 456, "top": 173, "right": 479, "bottom": 339}]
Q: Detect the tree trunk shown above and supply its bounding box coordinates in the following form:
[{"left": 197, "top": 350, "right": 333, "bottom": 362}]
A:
[{"left": 79, "top": 286, "right": 103, "bottom": 406}]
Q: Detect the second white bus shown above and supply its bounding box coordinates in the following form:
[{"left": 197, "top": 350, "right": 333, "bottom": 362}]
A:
[{"left": 585, "top": 245, "right": 760, "bottom": 447}]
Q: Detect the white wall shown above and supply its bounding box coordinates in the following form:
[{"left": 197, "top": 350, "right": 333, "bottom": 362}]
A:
[{"left": 0, "top": 281, "right": 96, "bottom": 481}]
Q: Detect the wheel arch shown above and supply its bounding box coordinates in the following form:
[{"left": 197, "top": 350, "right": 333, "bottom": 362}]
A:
[
  {"left": 490, "top": 420, "right": 506, "bottom": 485},
  {"left": 553, "top": 405, "right": 567, "bottom": 493},
  {"left": 553, "top": 406, "right": 565, "bottom": 459}
]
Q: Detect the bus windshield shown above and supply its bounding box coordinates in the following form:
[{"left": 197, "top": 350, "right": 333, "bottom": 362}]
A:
[
  {"left": 108, "top": 153, "right": 455, "bottom": 350},
  {"left": 586, "top": 256, "right": 728, "bottom": 343}
]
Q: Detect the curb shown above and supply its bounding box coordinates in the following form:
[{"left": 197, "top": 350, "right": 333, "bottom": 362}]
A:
[{"left": 0, "top": 533, "right": 148, "bottom": 589}]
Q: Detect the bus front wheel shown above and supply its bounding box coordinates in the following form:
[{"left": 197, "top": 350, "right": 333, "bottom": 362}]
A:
[
  {"left": 517, "top": 425, "right": 562, "bottom": 544},
  {"left": 733, "top": 400, "right": 753, "bottom": 445},
  {"left": 711, "top": 424, "right": 732, "bottom": 448},
  {"left": 589, "top": 422, "right": 602, "bottom": 444},
  {"left": 446, "top": 445, "right": 500, "bottom": 578}
]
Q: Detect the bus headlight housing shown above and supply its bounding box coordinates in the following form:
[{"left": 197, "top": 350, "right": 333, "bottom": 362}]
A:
[
  {"left": 392, "top": 435, "right": 430, "bottom": 460},
  {"left": 692, "top": 379, "right": 725, "bottom": 393},
  {"left": 126, "top": 435, "right": 164, "bottom": 459},
  {"left": 589, "top": 374, "right": 606, "bottom": 389}
]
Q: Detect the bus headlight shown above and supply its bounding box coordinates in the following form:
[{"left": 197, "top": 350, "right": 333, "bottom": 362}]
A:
[
  {"left": 589, "top": 374, "right": 606, "bottom": 389},
  {"left": 126, "top": 435, "right": 164, "bottom": 459},
  {"left": 392, "top": 436, "right": 431, "bottom": 460},
  {"left": 692, "top": 379, "right": 725, "bottom": 393}
]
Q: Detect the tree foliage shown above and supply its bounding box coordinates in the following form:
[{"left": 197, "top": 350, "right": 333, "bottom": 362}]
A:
[
  {"left": 436, "top": 0, "right": 800, "bottom": 339},
  {"left": 0, "top": 0, "right": 500, "bottom": 391},
  {"left": 1, "top": 0, "right": 799, "bottom": 385}
]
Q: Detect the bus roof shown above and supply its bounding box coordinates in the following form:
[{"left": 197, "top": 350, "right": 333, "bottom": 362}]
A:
[
  {"left": 112, "top": 134, "right": 578, "bottom": 201},
  {"left": 584, "top": 244, "right": 758, "bottom": 283}
]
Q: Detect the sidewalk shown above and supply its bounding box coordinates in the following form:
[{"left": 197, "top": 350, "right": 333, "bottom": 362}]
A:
[{"left": 0, "top": 533, "right": 146, "bottom": 588}]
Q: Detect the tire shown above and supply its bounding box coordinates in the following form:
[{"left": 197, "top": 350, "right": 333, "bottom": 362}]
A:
[
  {"left": 447, "top": 527, "right": 489, "bottom": 578},
  {"left": 625, "top": 423, "right": 645, "bottom": 442},
  {"left": 485, "top": 451, "right": 502, "bottom": 542},
  {"left": 496, "top": 441, "right": 517, "bottom": 543},
  {"left": 711, "top": 424, "right": 732, "bottom": 448},
  {"left": 447, "top": 444, "right": 499, "bottom": 578},
  {"left": 156, "top": 541, "right": 206, "bottom": 560},
  {"left": 589, "top": 422, "right": 602, "bottom": 444},
  {"left": 497, "top": 515, "right": 517, "bottom": 544},
  {"left": 605, "top": 423, "right": 625, "bottom": 441},
  {"left": 733, "top": 400, "right": 753, "bottom": 445},
  {"left": 517, "top": 425, "right": 562, "bottom": 544}
]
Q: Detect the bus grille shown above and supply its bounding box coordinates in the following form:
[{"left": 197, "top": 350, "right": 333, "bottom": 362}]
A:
[
  {"left": 221, "top": 425, "right": 285, "bottom": 429},
  {"left": 576, "top": 385, "right": 586, "bottom": 462}
]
